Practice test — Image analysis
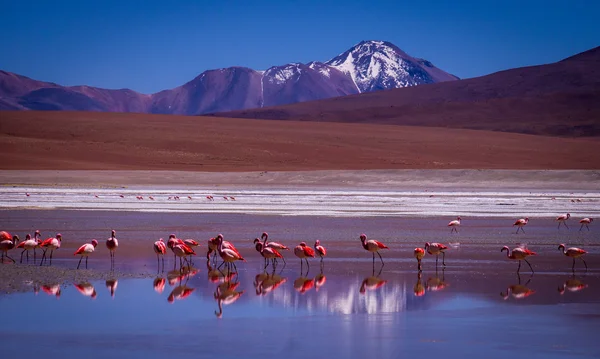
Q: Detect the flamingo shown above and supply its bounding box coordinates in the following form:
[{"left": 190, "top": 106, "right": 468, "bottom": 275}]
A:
[
  {"left": 18, "top": 233, "right": 42, "bottom": 263},
  {"left": 414, "top": 247, "right": 425, "bottom": 271},
  {"left": 501, "top": 246, "right": 536, "bottom": 273},
  {"left": 74, "top": 239, "right": 99, "bottom": 269},
  {"left": 215, "top": 234, "right": 245, "bottom": 273},
  {"left": 294, "top": 242, "right": 315, "bottom": 273},
  {"left": 0, "top": 231, "right": 19, "bottom": 263},
  {"left": 153, "top": 238, "right": 167, "bottom": 272},
  {"left": 172, "top": 243, "right": 195, "bottom": 270},
  {"left": 39, "top": 233, "right": 62, "bottom": 266},
  {"left": 74, "top": 282, "right": 97, "bottom": 299},
  {"left": 448, "top": 216, "right": 461, "bottom": 233},
  {"left": 254, "top": 241, "right": 284, "bottom": 269},
  {"left": 167, "top": 234, "right": 184, "bottom": 267},
  {"left": 425, "top": 242, "right": 448, "bottom": 267},
  {"left": 106, "top": 230, "right": 119, "bottom": 269},
  {"left": 556, "top": 213, "right": 571, "bottom": 229},
  {"left": 314, "top": 240, "right": 327, "bottom": 264},
  {"left": 513, "top": 217, "right": 529, "bottom": 234},
  {"left": 261, "top": 232, "right": 289, "bottom": 251},
  {"left": 558, "top": 244, "right": 587, "bottom": 271},
  {"left": 359, "top": 234, "right": 388, "bottom": 266},
  {"left": 183, "top": 238, "right": 200, "bottom": 264},
  {"left": 579, "top": 218, "right": 593, "bottom": 231},
  {"left": 207, "top": 235, "right": 241, "bottom": 264}
]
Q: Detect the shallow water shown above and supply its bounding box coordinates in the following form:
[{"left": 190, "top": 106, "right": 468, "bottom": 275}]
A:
[{"left": 1, "top": 259, "right": 599, "bottom": 359}]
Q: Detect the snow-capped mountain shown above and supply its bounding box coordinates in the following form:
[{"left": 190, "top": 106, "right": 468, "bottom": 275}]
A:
[
  {"left": 326, "top": 40, "right": 459, "bottom": 93},
  {"left": 1, "top": 40, "right": 458, "bottom": 114}
]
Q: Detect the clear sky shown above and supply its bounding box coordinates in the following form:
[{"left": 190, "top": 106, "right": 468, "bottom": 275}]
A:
[{"left": 1, "top": 0, "right": 598, "bottom": 94}]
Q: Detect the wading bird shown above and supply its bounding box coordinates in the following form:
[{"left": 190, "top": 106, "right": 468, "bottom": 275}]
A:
[
  {"left": 579, "top": 218, "right": 593, "bottom": 231},
  {"left": 0, "top": 232, "right": 19, "bottom": 263},
  {"left": 39, "top": 233, "right": 62, "bottom": 266},
  {"left": 74, "top": 239, "right": 99, "bottom": 269},
  {"left": 556, "top": 213, "right": 571, "bottom": 229},
  {"left": 314, "top": 240, "right": 327, "bottom": 264},
  {"left": 216, "top": 234, "right": 245, "bottom": 273},
  {"left": 557, "top": 244, "right": 587, "bottom": 271},
  {"left": 414, "top": 247, "right": 425, "bottom": 271},
  {"left": 513, "top": 217, "right": 529, "bottom": 234},
  {"left": 106, "top": 230, "right": 119, "bottom": 269},
  {"left": 294, "top": 242, "right": 315, "bottom": 273},
  {"left": 501, "top": 246, "right": 536, "bottom": 273},
  {"left": 425, "top": 242, "right": 448, "bottom": 267},
  {"left": 448, "top": 216, "right": 461, "bottom": 233},
  {"left": 255, "top": 241, "right": 284, "bottom": 269},
  {"left": 359, "top": 234, "right": 388, "bottom": 266},
  {"left": 153, "top": 238, "right": 167, "bottom": 272}
]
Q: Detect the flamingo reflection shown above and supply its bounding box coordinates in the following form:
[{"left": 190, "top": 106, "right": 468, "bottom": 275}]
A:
[
  {"left": 207, "top": 261, "right": 236, "bottom": 283},
  {"left": 167, "top": 284, "right": 195, "bottom": 303},
  {"left": 558, "top": 276, "right": 588, "bottom": 295},
  {"left": 256, "top": 270, "right": 287, "bottom": 296},
  {"left": 501, "top": 274, "right": 535, "bottom": 300},
  {"left": 359, "top": 266, "right": 387, "bottom": 294},
  {"left": 106, "top": 278, "right": 118, "bottom": 298},
  {"left": 314, "top": 270, "right": 326, "bottom": 292},
  {"left": 214, "top": 280, "right": 244, "bottom": 318},
  {"left": 41, "top": 284, "right": 61, "bottom": 299},
  {"left": 294, "top": 275, "right": 315, "bottom": 294},
  {"left": 153, "top": 277, "right": 166, "bottom": 294},
  {"left": 413, "top": 272, "right": 425, "bottom": 297},
  {"left": 167, "top": 266, "right": 199, "bottom": 286},
  {"left": 426, "top": 268, "right": 449, "bottom": 292},
  {"left": 74, "top": 282, "right": 97, "bottom": 299}
]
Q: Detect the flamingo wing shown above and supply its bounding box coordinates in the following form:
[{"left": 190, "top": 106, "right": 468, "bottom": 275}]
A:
[
  {"left": 74, "top": 244, "right": 88, "bottom": 255},
  {"left": 522, "top": 248, "right": 536, "bottom": 255},
  {"left": 303, "top": 246, "right": 315, "bottom": 257},
  {"left": 316, "top": 245, "right": 327, "bottom": 256},
  {"left": 373, "top": 240, "right": 389, "bottom": 249}
]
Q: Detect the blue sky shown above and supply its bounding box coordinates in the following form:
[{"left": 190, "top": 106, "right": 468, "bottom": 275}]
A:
[{"left": 1, "top": 0, "right": 598, "bottom": 94}]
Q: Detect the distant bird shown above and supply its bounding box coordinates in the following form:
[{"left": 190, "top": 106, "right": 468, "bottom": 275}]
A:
[
  {"left": 223, "top": 196, "right": 229, "bottom": 201},
  {"left": 183, "top": 238, "right": 200, "bottom": 264},
  {"left": 579, "top": 218, "right": 593, "bottom": 231},
  {"left": 448, "top": 216, "right": 461, "bottom": 233},
  {"left": 119, "top": 195, "right": 124, "bottom": 198},
  {"left": 0, "top": 231, "right": 19, "bottom": 263},
  {"left": 414, "top": 247, "right": 425, "bottom": 271},
  {"left": 39, "top": 233, "right": 62, "bottom": 266},
  {"left": 188, "top": 196, "right": 192, "bottom": 200},
  {"left": 294, "top": 242, "right": 315, "bottom": 272},
  {"left": 314, "top": 240, "right": 327, "bottom": 263},
  {"left": 74, "top": 239, "right": 99, "bottom": 269},
  {"left": 513, "top": 217, "right": 529, "bottom": 234},
  {"left": 26, "top": 193, "right": 30, "bottom": 197},
  {"left": 425, "top": 242, "right": 448, "bottom": 267},
  {"left": 106, "top": 230, "right": 119, "bottom": 269},
  {"left": 558, "top": 244, "right": 587, "bottom": 271},
  {"left": 359, "top": 234, "right": 388, "bottom": 266},
  {"left": 501, "top": 246, "right": 536, "bottom": 273},
  {"left": 556, "top": 213, "right": 570, "bottom": 229},
  {"left": 153, "top": 238, "right": 167, "bottom": 272}
]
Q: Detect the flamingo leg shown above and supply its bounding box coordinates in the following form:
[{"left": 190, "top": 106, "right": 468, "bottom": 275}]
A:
[
  {"left": 377, "top": 251, "right": 384, "bottom": 266},
  {"left": 305, "top": 258, "right": 310, "bottom": 272},
  {"left": 564, "top": 222, "right": 569, "bottom": 229},
  {"left": 40, "top": 250, "right": 46, "bottom": 266},
  {"left": 417, "top": 259, "right": 421, "bottom": 272},
  {"left": 232, "top": 261, "right": 238, "bottom": 273},
  {"left": 372, "top": 252, "right": 375, "bottom": 266},
  {"left": 442, "top": 251, "right": 446, "bottom": 266},
  {"left": 77, "top": 256, "right": 83, "bottom": 269},
  {"left": 86, "top": 256, "right": 88, "bottom": 269},
  {"left": 524, "top": 259, "right": 534, "bottom": 273},
  {"left": 580, "top": 224, "right": 584, "bottom": 231},
  {"left": 436, "top": 255, "right": 439, "bottom": 267},
  {"left": 27, "top": 250, "right": 29, "bottom": 263},
  {"left": 6, "top": 253, "right": 15, "bottom": 263},
  {"left": 20, "top": 249, "right": 26, "bottom": 263},
  {"left": 572, "top": 258, "right": 575, "bottom": 271},
  {"left": 581, "top": 257, "right": 588, "bottom": 270},
  {"left": 264, "top": 259, "right": 270, "bottom": 270},
  {"left": 517, "top": 260, "right": 521, "bottom": 272},
  {"left": 49, "top": 250, "right": 54, "bottom": 265},
  {"left": 162, "top": 256, "right": 165, "bottom": 272},
  {"left": 33, "top": 249, "right": 36, "bottom": 263},
  {"left": 157, "top": 254, "right": 160, "bottom": 272}
]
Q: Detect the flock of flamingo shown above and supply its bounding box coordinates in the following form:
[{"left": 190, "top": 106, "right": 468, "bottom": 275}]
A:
[{"left": 0, "top": 213, "right": 593, "bottom": 274}]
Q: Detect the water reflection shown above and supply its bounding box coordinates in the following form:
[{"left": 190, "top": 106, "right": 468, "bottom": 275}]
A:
[
  {"left": 214, "top": 280, "right": 244, "bottom": 318},
  {"left": 359, "top": 266, "right": 386, "bottom": 294},
  {"left": 41, "top": 283, "right": 61, "bottom": 299},
  {"left": 314, "top": 271, "right": 326, "bottom": 292},
  {"left": 153, "top": 277, "right": 166, "bottom": 294},
  {"left": 294, "top": 276, "right": 315, "bottom": 294},
  {"left": 74, "top": 282, "right": 97, "bottom": 299},
  {"left": 167, "top": 267, "right": 199, "bottom": 286},
  {"left": 501, "top": 274, "right": 535, "bottom": 300},
  {"left": 558, "top": 276, "right": 588, "bottom": 295},
  {"left": 106, "top": 278, "right": 118, "bottom": 298},
  {"left": 167, "top": 284, "right": 195, "bottom": 303},
  {"left": 426, "top": 268, "right": 449, "bottom": 292},
  {"left": 413, "top": 272, "right": 425, "bottom": 297},
  {"left": 255, "top": 270, "right": 287, "bottom": 296},
  {"left": 207, "top": 261, "right": 236, "bottom": 283}
]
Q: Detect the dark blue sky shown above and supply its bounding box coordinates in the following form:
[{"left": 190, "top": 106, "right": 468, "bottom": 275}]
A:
[{"left": 1, "top": 0, "right": 598, "bottom": 94}]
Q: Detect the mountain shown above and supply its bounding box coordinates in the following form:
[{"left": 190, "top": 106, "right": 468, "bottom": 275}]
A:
[
  {"left": 212, "top": 46, "right": 600, "bottom": 137},
  {"left": 0, "top": 40, "right": 457, "bottom": 114}
]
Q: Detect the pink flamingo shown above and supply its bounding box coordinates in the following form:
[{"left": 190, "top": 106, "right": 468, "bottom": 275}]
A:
[
  {"left": 106, "top": 230, "right": 119, "bottom": 269},
  {"left": 314, "top": 240, "right": 327, "bottom": 263},
  {"left": 261, "top": 232, "right": 289, "bottom": 251},
  {"left": 558, "top": 244, "right": 587, "bottom": 271},
  {"left": 294, "top": 242, "right": 315, "bottom": 272},
  {"left": 183, "top": 238, "right": 200, "bottom": 264},
  {"left": 18, "top": 233, "right": 42, "bottom": 263},
  {"left": 359, "top": 234, "right": 389, "bottom": 266},
  {"left": 255, "top": 240, "right": 284, "bottom": 269},
  {"left": 448, "top": 216, "right": 461, "bottom": 233},
  {"left": 153, "top": 238, "right": 167, "bottom": 272},
  {"left": 425, "top": 242, "right": 448, "bottom": 267},
  {"left": 215, "top": 234, "right": 245, "bottom": 273},
  {"left": 414, "top": 247, "right": 425, "bottom": 271},
  {"left": 74, "top": 239, "right": 99, "bottom": 269},
  {"left": 556, "top": 213, "right": 570, "bottom": 229},
  {"left": 39, "top": 233, "right": 62, "bottom": 266},
  {"left": 167, "top": 234, "right": 184, "bottom": 268},
  {"left": 579, "top": 218, "right": 593, "bottom": 231},
  {"left": 501, "top": 246, "right": 536, "bottom": 273},
  {"left": 0, "top": 231, "right": 20, "bottom": 263},
  {"left": 172, "top": 243, "right": 195, "bottom": 270},
  {"left": 513, "top": 217, "right": 529, "bottom": 234}
]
